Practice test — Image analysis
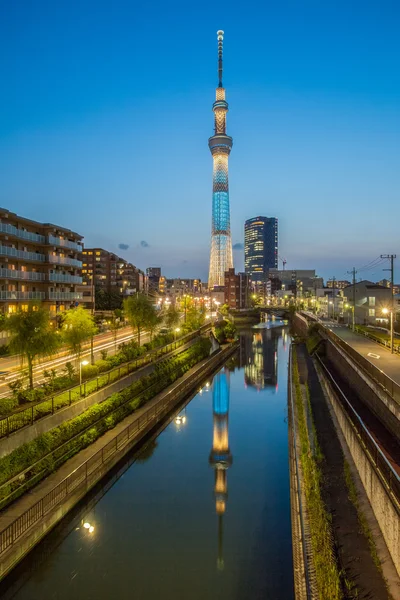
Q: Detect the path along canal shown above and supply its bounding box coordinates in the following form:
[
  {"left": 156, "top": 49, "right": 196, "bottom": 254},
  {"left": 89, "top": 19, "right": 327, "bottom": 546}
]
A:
[{"left": 2, "top": 325, "right": 294, "bottom": 600}]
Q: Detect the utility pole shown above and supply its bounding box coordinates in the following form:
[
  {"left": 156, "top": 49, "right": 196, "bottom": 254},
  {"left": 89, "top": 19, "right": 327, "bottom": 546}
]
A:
[
  {"left": 347, "top": 268, "right": 357, "bottom": 331},
  {"left": 331, "top": 276, "right": 336, "bottom": 320},
  {"left": 381, "top": 254, "right": 397, "bottom": 353},
  {"left": 90, "top": 262, "right": 95, "bottom": 365}
]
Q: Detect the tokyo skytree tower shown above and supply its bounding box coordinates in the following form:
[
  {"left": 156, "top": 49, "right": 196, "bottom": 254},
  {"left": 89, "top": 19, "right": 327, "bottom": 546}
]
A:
[{"left": 208, "top": 30, "right": 233, "bottom": 289}]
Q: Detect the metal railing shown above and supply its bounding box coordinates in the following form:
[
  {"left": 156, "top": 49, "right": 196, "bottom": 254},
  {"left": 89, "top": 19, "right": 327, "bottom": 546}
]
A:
[
  {"left": 288, "top": 347, "right": 313, "bottom": 600},
  {"left": 353, "top": 325, "right": 400, "bottom": 355},
  {"left": 321, "top": 326, "right": 400, "bottom": 405},
  {"left": 0, "top": 246, "right": 45, "bottom": 262},
  {"left": 0, "top": 325, "right": 211, "bottom": 439},
  {"left": 0, "top": 291, "right": 45, "bottom": 301},
  {"left": 48, "top": 255, "right": 82, "bottom": 268},
  {"left": 47, "top": 292, "right": 83, "bottom": 301},
  {"left": 48, "top": 235, "right": 83, "bottom": 252},
  {"left": 0, "top": 342, "right": 234, "bottom": 556},
  {"left": 48, "top": 273, "right": 82, "bottom": 284},
  {"left": 0, "top": 268, "right": 46, "bottom": 282},
  {"left": 316, "top": 355, "right": 400, "bottom": 506},
  {"left": 0, "top": 223, "right": 46, "bottom": 244}
]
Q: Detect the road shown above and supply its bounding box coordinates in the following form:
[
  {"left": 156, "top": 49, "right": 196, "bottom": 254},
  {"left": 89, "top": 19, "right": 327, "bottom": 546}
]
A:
[
  {"left": 308, "top": 313, "right": 400, "bottom": 388},
  {"left": 0, "top": 326, "right": 150, "bottom": 398}
]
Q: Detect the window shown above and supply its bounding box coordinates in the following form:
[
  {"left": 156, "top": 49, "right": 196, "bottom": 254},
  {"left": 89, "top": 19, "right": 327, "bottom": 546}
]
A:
[
  {"left": 369, "top": 297, "right": 375, "bottom": 306},
  {"left": 369, "top": 309, "right": 375, "bottom": 317}
]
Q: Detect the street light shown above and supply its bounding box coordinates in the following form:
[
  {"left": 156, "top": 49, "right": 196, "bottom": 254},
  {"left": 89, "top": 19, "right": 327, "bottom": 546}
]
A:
[
  {"left": 382, "top": 308, "right": 394, "bottom": 353},
  {"left": 80, "top": 360, "right": 89, "bottom": 394}
]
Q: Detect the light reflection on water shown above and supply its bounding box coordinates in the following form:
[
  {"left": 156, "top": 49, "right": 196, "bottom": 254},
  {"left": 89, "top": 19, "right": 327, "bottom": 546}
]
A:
[{"left": 4, "top": 326, "right": 294, "bottom": 600}]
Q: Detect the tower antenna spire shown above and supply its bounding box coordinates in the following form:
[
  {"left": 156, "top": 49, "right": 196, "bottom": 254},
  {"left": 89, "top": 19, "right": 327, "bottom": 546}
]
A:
[{"left": 217, "top": 30, "right": 224, "bottom": 87}]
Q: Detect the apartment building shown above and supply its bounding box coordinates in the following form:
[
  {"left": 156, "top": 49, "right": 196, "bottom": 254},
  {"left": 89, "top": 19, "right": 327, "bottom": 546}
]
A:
[
  {"left": 82, "top": 248, "right": 144, "bottom": 305},
  {"left": 0, "top": 207, "right": 83, "bottom": 315},
  {"left": 224, "top": 268, "right": 250, "bottom": 309}
]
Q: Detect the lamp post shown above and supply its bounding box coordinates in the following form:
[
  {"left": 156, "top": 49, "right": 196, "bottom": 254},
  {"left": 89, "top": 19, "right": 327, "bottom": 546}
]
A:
[
  {"left": 80, "top": 360, "right": 89, "bottom": 395},
  {"left": 382, "top": 308, "right": 394, "bottom": 353}
]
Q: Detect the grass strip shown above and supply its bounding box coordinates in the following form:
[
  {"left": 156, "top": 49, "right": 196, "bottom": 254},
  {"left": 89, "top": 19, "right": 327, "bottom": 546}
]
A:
[{"left": 292, "top": 346, "right": 342, "bottom": 600}]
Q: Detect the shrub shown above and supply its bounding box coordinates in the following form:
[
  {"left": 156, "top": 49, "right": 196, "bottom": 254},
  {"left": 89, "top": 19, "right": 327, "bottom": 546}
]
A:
[
  {"left": 95, "top": 359, "right": 110, "bottom": 373},
  {"left": 81, "top": 364, "right": 99, "bottom": 380}
]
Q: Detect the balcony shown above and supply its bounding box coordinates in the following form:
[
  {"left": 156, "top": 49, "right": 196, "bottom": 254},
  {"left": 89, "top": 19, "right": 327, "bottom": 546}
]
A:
[
  {"left": 0, "top": 268, "right": 46, "bottom": 282},
  {"left": 49, "top": 273, "right": 83, "bottom": 284},
  {"left": 48, "top": 235, "right": 83, "bottom": 252},
  {"left": 0, "top": 223, "right": 46, "bottom": 244},
  {"left": 48, "top": 255, "right": 82, "bottom": 268},
  {"left": 0, "top": 246, "right": 46, "bottom": 262},
  {"left": 48, "top": 292, "right": 83, "bottom": 301},
  {"left": 0, "top": 291, "right": 45, "bottom": 301}
]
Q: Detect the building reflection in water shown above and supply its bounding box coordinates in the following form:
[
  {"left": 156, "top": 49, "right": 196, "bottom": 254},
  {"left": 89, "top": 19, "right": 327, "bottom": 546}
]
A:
[
  {"left": 209, "top": 368, "right": 232, "bottom": 570},
  {"left": 239, "top": 328, "right": 280, "bottom": 390}
]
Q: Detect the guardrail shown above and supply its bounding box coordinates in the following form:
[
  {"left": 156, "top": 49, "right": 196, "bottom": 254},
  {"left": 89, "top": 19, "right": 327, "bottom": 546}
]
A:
[
  {"left": 316, "top": 355, "right": 400, "bottom": 507},
  {"left": 0, "top": 324, "right": 211, "bottom": 439},
  {"left": 321, "top": 326, "right": 400, "bottom": 405},
  {"left": 0, "top": 342, "right": 236, "bottom": 556},
  {"left": 288, "top": 346, "right": 313, "bottom": 600},
  {"left": 354, "top": 325, "right": 400, "bottom": 355}
]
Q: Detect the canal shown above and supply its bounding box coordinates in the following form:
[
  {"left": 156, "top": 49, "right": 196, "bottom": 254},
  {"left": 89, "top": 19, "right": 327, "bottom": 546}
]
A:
[{"left": 3, "top": 325, "right": 293, "bottom": 600}]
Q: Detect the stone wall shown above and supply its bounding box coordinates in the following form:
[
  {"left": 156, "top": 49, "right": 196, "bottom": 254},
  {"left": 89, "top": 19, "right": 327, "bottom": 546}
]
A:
[{"left": 319, "top": 367, "right": 400, "bottom": 577}]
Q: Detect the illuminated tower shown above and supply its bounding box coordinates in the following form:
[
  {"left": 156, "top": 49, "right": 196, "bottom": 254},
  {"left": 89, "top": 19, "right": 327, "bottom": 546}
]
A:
[
  {"left": 208, "top": 30, "right": 233, "bottom": 289},
  {"left": 209, "top": 369, "right": 232, "bottom": 570}
]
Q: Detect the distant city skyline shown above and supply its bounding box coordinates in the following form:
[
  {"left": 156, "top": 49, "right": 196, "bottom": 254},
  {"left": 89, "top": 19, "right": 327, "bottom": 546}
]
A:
[{"left": 1, "top": 1, "right": 399, "bottom": 283}]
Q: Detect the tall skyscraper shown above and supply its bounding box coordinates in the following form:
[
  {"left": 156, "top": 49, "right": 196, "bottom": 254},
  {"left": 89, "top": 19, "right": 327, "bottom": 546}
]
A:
[
  {"left": 244, "top": 216, "right": 278, "bottom": 284},
  {"left": 208, "top": 31, "right": 233, "bottom": 289}
]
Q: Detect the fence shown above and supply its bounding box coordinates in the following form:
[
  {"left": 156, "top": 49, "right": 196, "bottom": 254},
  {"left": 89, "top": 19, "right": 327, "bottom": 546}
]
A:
[
  {"left": 354, "top": 325, "right": 400, "bottom": 355},
  {"left": 0, "top": 343, "right": 236, "bottom": 556},
  {"left": 316, "top": 355, "right": 400, "bottom": 506},
  {"left": 0, "top": 325, "right": 210, "bottom": 439}
]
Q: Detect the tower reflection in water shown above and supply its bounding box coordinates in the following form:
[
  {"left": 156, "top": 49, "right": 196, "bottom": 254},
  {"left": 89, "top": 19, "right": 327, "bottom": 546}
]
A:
[{"left": 209, "top": 368, "right": 232, "bottom": 570}]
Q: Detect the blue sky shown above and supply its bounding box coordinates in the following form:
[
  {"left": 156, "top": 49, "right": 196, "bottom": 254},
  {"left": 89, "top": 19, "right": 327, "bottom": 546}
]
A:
[{"left": 0, "top": 0, "right": 399, "bottom": 283}]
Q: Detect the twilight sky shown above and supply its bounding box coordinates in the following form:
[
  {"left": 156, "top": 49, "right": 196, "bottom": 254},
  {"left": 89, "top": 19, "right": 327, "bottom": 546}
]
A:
[{"left": 0, "top": 0, "right": 399, "bottom": 283}]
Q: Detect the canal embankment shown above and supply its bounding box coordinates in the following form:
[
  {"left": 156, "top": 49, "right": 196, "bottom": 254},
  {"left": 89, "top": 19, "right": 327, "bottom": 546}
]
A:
[
  {"left": 293, "top": 342, "right": 398, "bottom": 599},
  {"left": 0, "top": 341, "right": 238, "bottom": 582}
]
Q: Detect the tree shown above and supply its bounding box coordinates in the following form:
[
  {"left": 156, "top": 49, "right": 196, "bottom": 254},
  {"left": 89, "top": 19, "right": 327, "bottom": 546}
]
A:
[
  {"left": 109, "top": 311, "right": 122, "bottom": 352},
  {"left": 62, "top": 307, "right": 97, "bottom": 365},
  {"left": 164, "top": 305, "right": 180, "bottom": 330},
  {"left": 147, "top": 311, "right": 163, "bottom": 341},
  {"left": 219, "top": 303, "right": 229, "bottom": 316},
  {"left": 124, "top": 294, "right": 155, "bottom": 345},
  {"left": 185, "top": 305, "right": 205, "bottom": 332},
  {"left": 5, "top": 303, "right": 61, "bottom": 388}
]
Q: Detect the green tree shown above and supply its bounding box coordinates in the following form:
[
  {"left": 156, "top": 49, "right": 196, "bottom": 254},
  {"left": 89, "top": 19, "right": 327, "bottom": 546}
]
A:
[
  {"left": 5, "top": 303, "right": 61, "bottom": 388},
  {"left": 62, "top": 307, "right": 97, "bottom": 365},
  {"left": 147, "top": 310, "right": 163, "bottom": 341},
  {"left": 109, "top": 311, "right": 122, "bottom": 351},
  {"left": 219, "top": 303, "right": 229, "bottom": 316},
  {"left": 185, "top": 305, "right": 205, "bottom": 332},
  {"left": 164, "top": 305, "right": 181, "bottom": 330},
  {"left": 124, "top": 294, "right": 155, "bottom": 345}
]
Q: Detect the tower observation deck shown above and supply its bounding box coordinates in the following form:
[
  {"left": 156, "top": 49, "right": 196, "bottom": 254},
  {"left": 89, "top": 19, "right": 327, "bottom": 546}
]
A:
[{"left": 208, "top": 30, "right": 233, "bottom": 289}]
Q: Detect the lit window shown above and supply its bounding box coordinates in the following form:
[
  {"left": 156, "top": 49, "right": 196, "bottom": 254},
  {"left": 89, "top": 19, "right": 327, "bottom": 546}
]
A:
[
  {"left": 369, "top": 309, "right": 375, "bottom": 317},
  {"left": 369, "top": 297, "right": 375, "bottom": 306}
]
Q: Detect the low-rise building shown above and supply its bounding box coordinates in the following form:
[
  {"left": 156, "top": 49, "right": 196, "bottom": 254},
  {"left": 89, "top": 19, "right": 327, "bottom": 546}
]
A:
[
  {"left": 0, "top": 207, "right": 83, "bottom": 316},
  {"left": 267, "top": 269, "right": 323, "bottom": 297},
  {"left": 344, "top": 280, "right": 392, "bottom": 325},
  {"left": 327, "top": 279, "right": 350, "bottom": 289},
  {"left": 224, "top": 268, "right": 250, "bottom": 309}
]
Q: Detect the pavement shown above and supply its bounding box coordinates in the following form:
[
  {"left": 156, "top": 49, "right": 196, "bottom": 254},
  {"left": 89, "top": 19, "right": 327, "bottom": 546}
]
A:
[
  {"left": 0, "top": 327, "right": 149, "bottom": 398},
  {"left": 318, "top": 318, "right": 400, "bottom": 387}
]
